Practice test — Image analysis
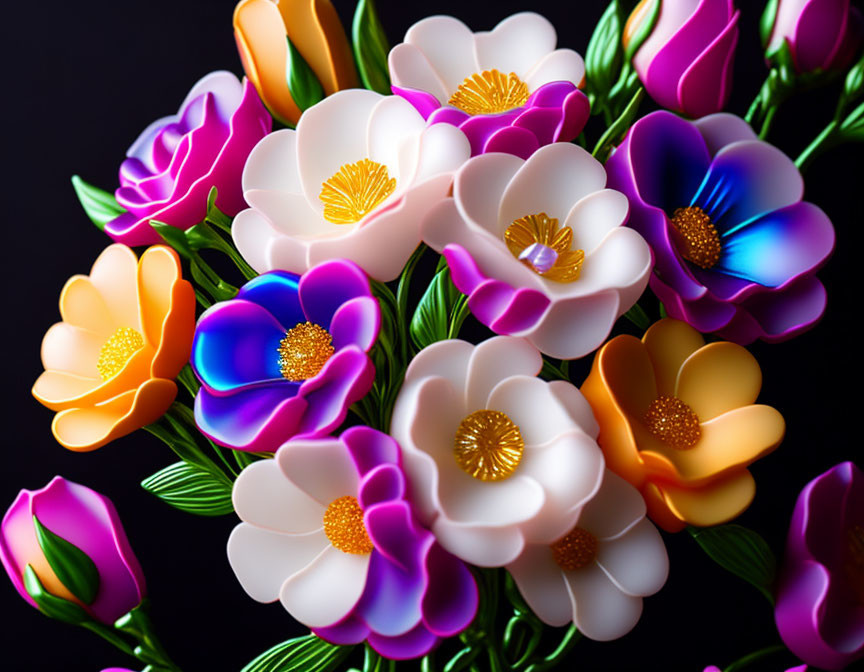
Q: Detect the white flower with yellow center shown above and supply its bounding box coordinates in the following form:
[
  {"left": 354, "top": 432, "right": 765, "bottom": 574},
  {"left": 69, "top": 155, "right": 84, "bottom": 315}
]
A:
[
  {"left": 233, "top": 89, "right": 471, "bottom": 282},
  {"left": 390, "top": 336, "right": 605, "bottom": 567}
]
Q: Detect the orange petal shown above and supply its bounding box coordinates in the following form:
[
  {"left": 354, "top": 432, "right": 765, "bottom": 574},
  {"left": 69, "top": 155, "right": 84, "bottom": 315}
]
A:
[
  {"left": 40, "top": 323, "right": 103, "bottom": 378},
  {"left": 51, "top": 379, "right": 177, "bottom": 452},
  {"left": 642, "top": 318, "right": 704, "bottom": 397},
  {"left": 594, "top": 335, "right": 658, "bottom": 419},
  {"left": 58, "top": 276, "right": 114, "bottom": 338},
  {"left": 89, "top": 244, "right": 141, "bottom": 331},
  {"left": 654, "top": 470, "right": 757, "bottom": 528},
  {"left": 676, "top": 341, "right": 762, "bottom": 421},
  {"left": 642, "top": 482, "right": 687, "bottom": 533}
]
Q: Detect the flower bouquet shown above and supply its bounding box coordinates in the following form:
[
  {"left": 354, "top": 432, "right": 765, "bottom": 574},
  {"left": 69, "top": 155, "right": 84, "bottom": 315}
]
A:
[{"left": 4, "top": 0, "right": 863, "bottom": 670}]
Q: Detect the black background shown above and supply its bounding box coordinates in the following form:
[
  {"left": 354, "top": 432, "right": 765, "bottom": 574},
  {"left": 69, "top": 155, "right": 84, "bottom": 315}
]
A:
[{"left": 2, "top": 1, "right": 862, "bottom": 670}]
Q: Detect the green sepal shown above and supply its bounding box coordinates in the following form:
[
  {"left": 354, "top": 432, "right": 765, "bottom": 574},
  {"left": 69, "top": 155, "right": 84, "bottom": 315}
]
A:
[
  {"left": 842, "top": 54, "right": 864, "bottom": 108},
  {"left": 286, "top": 36, "right": 325, "bottom": 112},
  {"left": 622, "top": 0, "right": 660, "bottom": 61},
  {"left": 71, "top": 175, "right": 126, "bottom": 232},
  {"left": 410, "top": 264, "right": 463, "bottom": 351},
  {"left": 141, "top": 461, "right": 234, "bottom": 517},
  {"left": 760, "top": 0, "right": 780, "bottom": 50},
  {"left": 841, "top": 101, "right": 864, "bottom": 140},
  {"left": 150, "top": 220, "right": 194, "bottom": 259},
  {"left": 241, "top": 633, "right": 353, "bottom": 672},
  {"left": 23, "top": 564, "right": 91, "bottom": 624},
  {"left": 32, "top": 515, "right": 100, "bottom": 605},
  {"left": 352, "top": 0, "right": 391, "bottom": 95},
  {"left": 585, "top": 2, "right": 623, "bottom": 102},
  {"left": 688, "top": 524, "right": 777, "bottom": 604}
]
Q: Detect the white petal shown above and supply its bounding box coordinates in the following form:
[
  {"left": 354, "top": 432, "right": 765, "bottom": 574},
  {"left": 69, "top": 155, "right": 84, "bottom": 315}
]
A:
[
  {"left": 233, "top": 207, "right": 279, "bottom": 274},
  {"left": 547, "top": 381, "right": 599, "bottom": 439},
  {"left": 242, "top": 129, "right": 302, "bottom": 195},
  {"left": 280, "top": 545, "right": 370, "bottom": 627},
  {"left": 227, "top": 524, "right": 328, "bottom": 603},
  {"left": 454, "top": 152, "right": 524, "bottom": 241},
  {"left": 438, "top": 473, "right": 545, "bottom": 528},
  {"left": 562, "top": 189, "right": 629, "bottom": 257},
  {"left": 277, "top": 439, "right": 359, "bottom": 507},
  {"left": 523, "top": 291, "right": 621, "bottom": 360},
  {"left": 233, "top": 459, "right": 325, "bottom": 533},
  {"left": 507, "top": 546, "right": 572, "bottom": 626},
  {"left": 578, "top": 228, "right": 652, "bottom": 301},
  {"left": 413, "top": 123, "right": 471, "bottom": 184},
  {"left": 402, "top": 339, "right": 474, "bottom": 393},
  {"left": 388, "top": 43, "right": 450, "bottom": 103},
  {"left": 576, "top": 470, "right": 646, "bottom": 540},
  {"left": 366, "top": 95, "right": 427, "bottom": 179},
  {"left": 244, "top": 190, "right": 329, "bottom": 236},
  {"left": 525, "top": 49, "right": 585, "bottom": 90},
  {"left": 433, "top": 516, "right": 526, "bottom": 567},
  {"left": 565, "top": 563, "right": 643, "bottom": 641},
  {"left": 475, "top": 12, "right": 557, "bottom": 78},
  {"left": 404, "top": 16, "right": 478, "bottom": 95},
  {"left": 597, "top": 518, "right": 668, "bottom": 597},
  {"left": 466, "top": 336, "right": 542, "bottom": 410}
]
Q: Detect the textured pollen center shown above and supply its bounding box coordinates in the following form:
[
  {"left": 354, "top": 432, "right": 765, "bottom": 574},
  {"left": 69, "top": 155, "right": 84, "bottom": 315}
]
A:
[
  {"left": 643, "top": 396, "right": 702, "bottom": 450},
  {"left": 277, "top": 322, "right": 334, "bottom": 381},
  {"left": 448, "top": 69, "right": 530, "bottom": 116},
  {"left": 454, "top": 410, "right": 525, "bottom": 481},
  {"left": 96, "top": 327, "right": 144, "bottom": 380},
  {"left": 847, "top": 525, "right": 864, "bottom": 605},
  {"left": 504, "top": 213, "right": 585, "bottom": 283},
  {"left": 551, "top": 527, "right": 598, "bottom": 571},
  {"left": 323, "top": 496, "right": 373, "bottom": 555},
  {"left": 319, "top": 158, "right": 396, "bottom": 225},
  {"left": 670, "top": 206, "right": 722, "bottom": 269}
]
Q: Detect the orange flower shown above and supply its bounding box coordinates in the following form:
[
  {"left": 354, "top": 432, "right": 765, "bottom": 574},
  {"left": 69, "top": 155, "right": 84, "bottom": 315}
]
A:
[
  {"left": 581, "top": 318, "right": 785, "bottom": 532},
  {"left": 233, "top": 0, "right": 358, "bottom": 126},
  {"left": 32, "top": 245, "right": 195, "bottom": 451}
]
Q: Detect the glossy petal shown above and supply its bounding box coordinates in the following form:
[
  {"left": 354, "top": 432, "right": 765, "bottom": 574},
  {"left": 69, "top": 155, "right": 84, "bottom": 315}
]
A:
[
  {"left": 596, "top": 518, "right": 668, "bottom": 596},
  {"left": 507, "top": 545, "right": 572, "bottom": 626},
  {"left": 675, "top": 341, "right": 762, "bottom": 420},
  {"left": 566, "top": 563, "right": 644, "bottom": 641}
]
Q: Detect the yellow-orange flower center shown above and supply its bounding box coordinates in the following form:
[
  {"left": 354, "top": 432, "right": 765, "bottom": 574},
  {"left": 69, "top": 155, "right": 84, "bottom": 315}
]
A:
[
  {"left": 551, "top": 526, "right": 598, "bottom": 571},
  {"left": 847, "top": 524, "right": 864, "bottom": 605},
  {"left": 643, "top": 396, "right": 702, "bottom": 450},
  {"left": 277, "top": 322, "right": 334, "bottom": 381},
  {"left": 449, "top": 70, "right": 530, "bottom": 116},
  {"left": 454, "top": 410, "right": 524, "bottom": 481},
  {"left": 670, "top": 206, "right": 722, "bottom": 269},
  {"left": 323, "top": 496, "right": 373, "bottom": 555},
  {"left": 319, "top": 159, "right": 396, "bottom": 225},
  {"left": 504, "top": 213, "right": 585, "bottom": 283},
  {"left": 96, "top": 327, "right": 144, "bottom": 381}
]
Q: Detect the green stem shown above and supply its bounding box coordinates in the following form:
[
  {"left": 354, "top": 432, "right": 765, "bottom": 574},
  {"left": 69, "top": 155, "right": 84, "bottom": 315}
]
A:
[
  {"left": 758, "top": 104, "right": 778, "bottom": 140},
  {"left": 80, "top": 621, "right": 136, "bottom": 657},
  {"left": 115, "top": 604, "right": 183, "bottom": 672},
  {"left": 723, "top": 644, "right": 787, "bottom": 672},
  {"left": 523, "top": 625, "right": 582, "bottom": 672},
  {"left": 201, "top": 231, "right": 257, "bottom": 281},
  {"left": 592, "top": 87, "right": 644, "bottom": 162},
  {"left": 795, "top": 119, "right": 840, "bottom": 172}
]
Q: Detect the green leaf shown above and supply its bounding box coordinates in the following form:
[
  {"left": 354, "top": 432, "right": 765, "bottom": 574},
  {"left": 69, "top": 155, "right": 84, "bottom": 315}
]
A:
[
  {"left": 242, "top": 634, "right": 353, "bottom": 672},
  {"left": 352, "top": 0, "right": 391, "bottom": 94},
  {"left": 410, "top": 266, "right": 462, "bottom": 351},
  {"left": 23, "top": 564, "right": 91, "bottom": 624},
  {"left": 286, "top": 36, "right": 324, "bottom": 112},
  {"left": 32, "top": 516, "right": 100, "bottom": 605},
  {"left": 622, "top": 0, "right": 660, "bottom": 61},
  {"left": 622, "top": 303, "right": 650, "bottom": 331},
  {"left": 592, "top": 86, "right": 644, "bottom": 161},
  {"left": 760, "top": 0, "right": 780, "bottom": 50},
  {"left": 71, "top": 176, "right": 126, "bottom": 232},
  {"left": 844, "top": 54, "right": 864, "bottom": 103},
  {"left": 585, "top": 2, "right": 623, "bottom": 101},
  {"left": 689, "top": 524, "right": 777, "bottom": 604},
  {"left": 150, "top": 220, "right": 194, "bottom": 259},
  {"left": 141, "top": 462, "right": 234, "bottom": 517}
]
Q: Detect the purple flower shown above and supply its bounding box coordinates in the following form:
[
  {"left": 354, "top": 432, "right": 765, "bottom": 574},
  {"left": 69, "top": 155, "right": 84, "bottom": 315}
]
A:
[
  {"left": 0, "top": 477, "right": 145, "bottom": 625},
  {"left": 191, "top": 260, "right": 379, "bottom": 452},
  {"left": 765, "top": 0, "right": 863, "bottom": 73},
  {"left": 775, "top": 462, "right": 864, "bottom": 671},
  {"left": 227, "top": 427, "right": 479, "bottom": 659},
  {"left": 106, "top": 71, "right": 271, "bottom": 246},
  {"left": 605, "top": 110, "right": 835, "bottom": 344},
  {"left": 625, "top": 0, "right": 739, "bottom": 118},
  {"left": 388, "top": 13, "right": 590, "bottom": 159}
]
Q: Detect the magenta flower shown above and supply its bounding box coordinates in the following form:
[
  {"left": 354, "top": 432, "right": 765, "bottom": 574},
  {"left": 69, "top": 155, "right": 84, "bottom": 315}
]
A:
[
  {"left": 625, "top": 0, "right": 739, "bottom": 118},
  {"left": 775, "top": 462, "right": 864, "bottom": 671},
  {"left": 227, "top": 427, "right": 479, "bottom": 659},
  {"left": 105, "top": 71, "right": 271, "bottom": 246},
  {"left": 765, "top": 0, "right": 863, "bottom": 73},
  {"left": 0, "top": 477, "right": 145, "bottom": 625},
  {"left": 605, "top": 111, "right": 835, "bottom": 344},
  {"left": 388, "top": 13, "right": 590, "bottom": 159},
  {"left": 191, "top": 260, "right": 379, "bottom": 452}
]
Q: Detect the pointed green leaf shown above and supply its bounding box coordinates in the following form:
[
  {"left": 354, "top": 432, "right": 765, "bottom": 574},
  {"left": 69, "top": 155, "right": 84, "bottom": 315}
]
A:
[
  {"left": 585, "top": 2, "right": 623, "bottom": 101},
  {"left": 622, "top": 303, "right": 650, "bottom": 331},
  {"left": 241, "top": 634, "right": 353, "bottom": 672},
  {"left": 410, "top": 266, "right": 462, "bottom": 350},
  {"left": 141, "top": 462, "right": 234, "bottom": 517},
  {"left": 592, "top": 86, "right": 644, "bottom": 161},
  {"left": 286, "top": 36, "right": 324, "bottom": 112},
  {"left": 689, "top": 524, "right": 777, "bottom": 604},
  {"left": 71, "top": 176, "right": 126, "bottom": 232},
  {"left": 23, "top": 564, "right": 91, "bottom": 624},
  {"left": 760, "top": 0, "right": 780, "bottom": 50},
  {"left": 32, "top": 516, "right": 100, "bottom": 605},
  {"left": 352, "top": 0, "right": 391, "bottom": 95},
  {"left": 622, "top": 0, "right": 660, "bottom": 61},
  {"left": 150, "top": 220, "right": 194, "bottom": 259}
]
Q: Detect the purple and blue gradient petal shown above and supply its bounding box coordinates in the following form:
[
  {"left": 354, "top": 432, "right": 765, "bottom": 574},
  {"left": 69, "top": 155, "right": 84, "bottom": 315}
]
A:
[{"left": 236, "top": 271, "right": 304, "bottom": 330}]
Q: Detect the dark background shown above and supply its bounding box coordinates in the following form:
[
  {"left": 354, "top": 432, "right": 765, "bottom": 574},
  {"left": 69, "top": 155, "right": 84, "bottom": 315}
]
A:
[{"left": 1, "top": 1, "right": 861, "bottom": 670}]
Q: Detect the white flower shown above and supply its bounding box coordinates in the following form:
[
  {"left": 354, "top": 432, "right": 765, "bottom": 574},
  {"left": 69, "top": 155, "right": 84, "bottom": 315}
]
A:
[
  {"left": 390, "top": 336, "right": 604, "bottom": 567},
  {"left": 507, "top": 470, "right": 668, "bottom": 641},
  {"left": 233, "top": 89, "right": 471, "bottom": 282}
]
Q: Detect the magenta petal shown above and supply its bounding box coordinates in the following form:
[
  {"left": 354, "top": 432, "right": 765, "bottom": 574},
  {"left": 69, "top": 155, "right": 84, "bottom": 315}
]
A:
[
  {"left": 366, "top": 502, "right": 431, "bottom": 573},
  {"left": 443, "top": 244, "right": 487, "bottom": 295},
  {"left": 651, "top": 274, "right": 735, "bottom": 333},
  {"left": 677, "top": 12, "right": 739, "bottom": 118},
  {"left": 330, "top": 296, "right": 381, "bottom": 353},
  {"left": 392, "top": 86, "right": 443, "bottom": 120},
  {"left": 513, "top": 106, "right": 562, "bottom": 147},
  {"left": 735, "top": 276, "right": 827, "bottom": 343},
  {"left": 555, "top": 89, "right": 591, "bottom": 142},
  {"left": 367, "top": 623, "right": 439, "bottom": 660},
  {"left": 314, "top": 613, "right": 370, "bottom": 645},
  {"left": 467, "top": 279, "right": 519, "bottom": 327},
  {"left": 483, "top": 126, "right": 541, "bottom": 160},
  {"left": 429, "top": 107, "right": 471, "bottom": 127},
  {"left": 344, "top": 426, "right": 401, "bottom": 476},
  {"left": 460, "top": 113, "right": 516, "bottom": 156},
  {"left": 793, "top": 0, "right": 849, "bottom": 72},
  {"left": 421, "top": 543, "right": 478, "bottom": 637},
  {"left": 359, "top": 465, "right": 406, "bottom": 510},
  {"left": 299, "top": 260, "right": 374, "bottom": 332},
  {"left": 488, "top": 287, "right": 551, "bottom": 334},
  {"left": 527, "top": 81, "right": 574, "bottom": 107}
]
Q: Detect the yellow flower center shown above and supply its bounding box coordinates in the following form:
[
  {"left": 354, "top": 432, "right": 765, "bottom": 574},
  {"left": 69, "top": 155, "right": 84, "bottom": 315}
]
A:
[
  {"left": 504, "top": 213, "right": 585, "bottom": 283},
  {"left": 670, "top": 206, "right": 722, "bottom": 270},
  {"left": 551, "top": 526, "right": 598, "bottom": 571},
  {"left": 96, "top": 327, "right": 144, "bottom": 381},
  {"left": 453, "top": 410, "right": 524, "bottom": 481},
  {"left": 319, "top": 159, "right": 396, "bottom": 225},
  {"left": 449, "top": 70, "right": 530, "bottom": 116},
  {"left": 847, "top": 524, "right": 864, "bottom": 605},
  {"left": 643, "top": 395, "right": 702, "bottom": 450},
  {"left": 323, "top": 496, "right": 373, "bottom": 555},
  {"left": 277, "top": 322, "right": 334, "bottom": 381}
]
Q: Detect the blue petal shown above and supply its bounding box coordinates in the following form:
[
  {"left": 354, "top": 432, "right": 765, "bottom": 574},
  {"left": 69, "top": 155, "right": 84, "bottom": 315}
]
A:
[{"left": 236, "top": 271, "right": 305, "bottom": 331}]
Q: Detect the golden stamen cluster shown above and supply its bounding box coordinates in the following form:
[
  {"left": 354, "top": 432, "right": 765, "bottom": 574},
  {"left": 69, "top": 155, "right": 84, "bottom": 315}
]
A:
[
  {"left": 323, "top": 496, "right": 373, "bottom": 555},
  {"left": 670, "top": 206, "right": 722, "bottom": 269},
  {"left": 96, "top": 327, "right": 144, "bottom": 381},
  {"left": 277, "top": 322, "right": 334, "bottom": 381},
  {"left": 504, "top": 212, "right": 585, "bottom": 282},
  {"left": 550, "top": 526, "right": 598, "bottom": 571},
  {"left": 454, "top": 410, "right": 525, "bottom": 481},
  {"left": 448, "top": 69, "right": 530, "bottom": 116},
  {"left": 319, "top": 158, "right": 396, "bottom": 225},
  {"left": 643, "top": 395, "right": 702, "bottom": 450}
]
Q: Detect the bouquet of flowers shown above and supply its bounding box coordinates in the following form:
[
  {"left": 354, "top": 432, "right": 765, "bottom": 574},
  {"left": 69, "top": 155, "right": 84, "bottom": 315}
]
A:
[{"left": 3, "top": 0, "right": 863, "bottom": 670}]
